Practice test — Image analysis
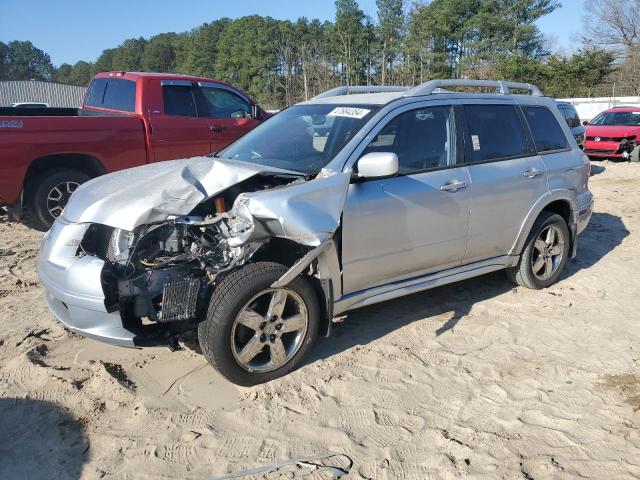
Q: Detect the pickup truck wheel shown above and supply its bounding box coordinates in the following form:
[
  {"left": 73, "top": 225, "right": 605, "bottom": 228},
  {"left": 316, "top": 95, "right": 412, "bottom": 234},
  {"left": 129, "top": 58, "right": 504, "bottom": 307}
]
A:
[
  {"left": 198, "top": 262, "right": 320, "bottom": 386},
  {"left": 31, "top": 169, "right": 89, "bottom": 230},
  {"left": 506, "top": 212, "right": 570, "bottom": 290}
]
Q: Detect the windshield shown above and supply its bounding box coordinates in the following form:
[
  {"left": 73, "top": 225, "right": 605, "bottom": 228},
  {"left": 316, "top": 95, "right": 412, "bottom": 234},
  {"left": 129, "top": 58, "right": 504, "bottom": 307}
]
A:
[
  {"left": 590, "top": 111, "right": 640, "bottom": 126},
  {"left": 217, "top": 104, "right": 380, "bottom": 174}
]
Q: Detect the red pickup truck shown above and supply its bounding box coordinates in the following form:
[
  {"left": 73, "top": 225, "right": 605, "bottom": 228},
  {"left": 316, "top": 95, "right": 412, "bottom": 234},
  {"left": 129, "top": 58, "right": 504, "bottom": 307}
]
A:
[{"left": 0, "top": 71, "right": 267, "bottom": 229}]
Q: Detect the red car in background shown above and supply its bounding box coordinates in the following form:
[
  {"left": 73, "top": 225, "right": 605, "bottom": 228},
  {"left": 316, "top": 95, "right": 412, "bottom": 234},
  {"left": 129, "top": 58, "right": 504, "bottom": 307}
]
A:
[
  {"left": 0, "top": 72, "right": 268, "bottom": 229},
  {"left": 584, "top": 107, "right": 640, "bottom": 162}
]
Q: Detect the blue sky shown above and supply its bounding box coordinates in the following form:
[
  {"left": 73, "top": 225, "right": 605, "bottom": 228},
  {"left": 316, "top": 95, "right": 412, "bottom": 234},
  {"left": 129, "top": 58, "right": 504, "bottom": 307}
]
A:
[{"left": 1, "top": 0, "right": 583, "bottom": 66}]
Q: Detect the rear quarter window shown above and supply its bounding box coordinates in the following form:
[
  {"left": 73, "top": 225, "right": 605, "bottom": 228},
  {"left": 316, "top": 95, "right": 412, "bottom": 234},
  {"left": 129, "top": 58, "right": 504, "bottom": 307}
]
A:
[
  {"left": 565, "top": 105, "right": 581, "bottom": 128},
  {"left": 84, "top": 78, "right": 136, "bottom": 112},
  {"left": 523, "top": 106, "right": 569, "bottom": 152},
  {"left": 464, "top": 105, "right": 529, "bottom": 162}
]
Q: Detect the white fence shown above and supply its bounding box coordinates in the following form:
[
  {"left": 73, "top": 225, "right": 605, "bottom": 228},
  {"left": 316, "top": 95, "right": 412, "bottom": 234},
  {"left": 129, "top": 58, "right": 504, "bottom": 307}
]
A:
[
  {"left": 0, "top": 80, "right": 87, "bottom": 108},
  {"left": 558, "top": 96, "right": 640, "bottom": 122}
]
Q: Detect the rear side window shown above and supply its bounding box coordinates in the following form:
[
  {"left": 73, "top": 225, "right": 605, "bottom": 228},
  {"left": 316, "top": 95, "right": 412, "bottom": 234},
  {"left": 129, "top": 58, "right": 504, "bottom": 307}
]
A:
[
  {"left": 464, "top": 105, "right": 529, "bottom": 162},
  {"left": 163, "top": 86, "right": 198, "bottom": 117},
  {"left": 523, "top": 106, "right": 569, "bottom": 152},
  {"left": 563, "top": 105, "right": 581, "bottom": 128},
  {"left": 85, "top": 78, "right": 136, "bottom": 112}
]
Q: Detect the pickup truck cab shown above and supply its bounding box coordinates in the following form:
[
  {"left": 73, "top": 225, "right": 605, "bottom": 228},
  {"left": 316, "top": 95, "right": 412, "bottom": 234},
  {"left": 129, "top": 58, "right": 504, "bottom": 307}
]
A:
[{"left": 0, "top": 71, "right": 266, "bottom": 229}]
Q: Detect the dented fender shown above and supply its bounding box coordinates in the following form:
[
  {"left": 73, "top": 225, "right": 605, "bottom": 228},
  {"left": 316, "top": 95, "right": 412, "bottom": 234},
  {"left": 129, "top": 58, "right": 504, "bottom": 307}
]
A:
[
  {"left": 271, "top": 237, "right": 342, "bottom": 301},
  {"left": 231, "top": 171, "right": 352, "bottom": 247}
]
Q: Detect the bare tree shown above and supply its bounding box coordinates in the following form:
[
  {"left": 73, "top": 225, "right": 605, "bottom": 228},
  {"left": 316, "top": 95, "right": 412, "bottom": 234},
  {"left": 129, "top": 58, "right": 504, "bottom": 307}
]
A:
[{"left": 583, "top": 0, "right": 640, "bottom": 54}]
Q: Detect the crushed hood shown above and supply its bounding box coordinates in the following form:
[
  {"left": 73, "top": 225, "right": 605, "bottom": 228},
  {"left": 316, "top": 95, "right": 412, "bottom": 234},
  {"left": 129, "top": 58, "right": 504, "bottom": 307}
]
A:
[
  {"left": 62, "top": 156, "right": 297, "bottom": 231},
  {"left": 61, "top": 156, "right": 351, "bottom": 247}
]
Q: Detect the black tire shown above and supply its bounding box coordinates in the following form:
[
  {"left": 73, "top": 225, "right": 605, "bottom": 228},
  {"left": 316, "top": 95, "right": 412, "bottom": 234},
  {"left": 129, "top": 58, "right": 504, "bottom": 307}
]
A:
[
  {"left": 506, "top": 212, "right": 570, "bottom": 290},
  {"left": 198, "top": 262, "right": 320, "bottom": 386},
  {"left": 30, "top": 168, "right": 90, "bottom": 230},
  {"left": 630, "top": 146, "right": 640, "bottom": 162}
]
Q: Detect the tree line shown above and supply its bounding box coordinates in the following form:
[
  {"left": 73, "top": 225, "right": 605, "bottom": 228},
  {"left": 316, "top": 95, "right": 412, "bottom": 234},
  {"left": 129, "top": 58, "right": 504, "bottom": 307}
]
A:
[{"left": 1, "top": 0, "right": 639, "bottom": 108}]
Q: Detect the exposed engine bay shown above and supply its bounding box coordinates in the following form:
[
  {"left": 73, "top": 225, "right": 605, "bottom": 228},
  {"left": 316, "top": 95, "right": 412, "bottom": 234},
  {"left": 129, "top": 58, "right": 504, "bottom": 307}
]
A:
[{"left": 77, "top": 173, "right": 306, "bottom": 336}]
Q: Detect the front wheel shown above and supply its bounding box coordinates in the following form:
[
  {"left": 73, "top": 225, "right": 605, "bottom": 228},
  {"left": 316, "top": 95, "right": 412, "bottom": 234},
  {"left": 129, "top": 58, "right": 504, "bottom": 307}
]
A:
[
  {"left": 506, "top": 212, "right": 570, "bottom": 289},
  {"left": 30, "top": 168, "right": 89, "bottom": 230},
  {"left": 630, "top": 145, "right": 640, "bottom": 162},
  {"left": 198, "top": 262, "right": 320, "bottom": 386}
]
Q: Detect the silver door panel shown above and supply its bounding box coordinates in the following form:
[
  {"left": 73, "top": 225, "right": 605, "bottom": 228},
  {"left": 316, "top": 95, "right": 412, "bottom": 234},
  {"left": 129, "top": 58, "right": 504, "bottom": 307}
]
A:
[
  {"left": 342, "top": 167, "right": 471, "bottom": 294},
  {"left": 463, "top": 156, "right": 548, "bottom": 264}
]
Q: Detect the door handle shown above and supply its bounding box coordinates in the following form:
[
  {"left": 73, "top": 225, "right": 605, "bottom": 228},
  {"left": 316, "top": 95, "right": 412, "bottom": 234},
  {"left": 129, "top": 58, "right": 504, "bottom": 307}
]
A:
[
  {"left": 440, "top": 180, "right": 467, "bottom": 192},
  {"left": 209, "top": 125, "right": 224, "bottom": 133},
  {"left": 523, "top": 168, "right": 543, "bottom": 178}
]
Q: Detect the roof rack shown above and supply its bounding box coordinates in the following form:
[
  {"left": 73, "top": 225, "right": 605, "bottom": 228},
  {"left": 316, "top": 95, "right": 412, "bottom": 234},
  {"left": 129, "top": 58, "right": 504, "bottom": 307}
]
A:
[
  {"left": 312, "top": 85, "right": 410, "bottom": 99},
  {"left": 404, "top": 79, "right": 543, "bottom": 97},
  {"left": 313, "top": 79, "right": 544, "bottom": 100}
]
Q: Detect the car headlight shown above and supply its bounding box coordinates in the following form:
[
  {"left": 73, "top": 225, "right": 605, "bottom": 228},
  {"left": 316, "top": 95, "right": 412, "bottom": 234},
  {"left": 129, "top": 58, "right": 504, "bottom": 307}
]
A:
[{"left": 108, "top": 228, "right": 135, "bottom": 262}]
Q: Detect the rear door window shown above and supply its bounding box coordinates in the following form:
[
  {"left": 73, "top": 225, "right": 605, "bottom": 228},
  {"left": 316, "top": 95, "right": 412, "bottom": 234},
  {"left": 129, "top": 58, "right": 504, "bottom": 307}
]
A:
[
  {"left": 523, "top": 106, "right": 569, "bottom": 152},
  {"left": 463, "top": 105, "right": 529, "bottom": 162},
  {"left": 162, "top": 85, "right": 198, "bottom": 117}
]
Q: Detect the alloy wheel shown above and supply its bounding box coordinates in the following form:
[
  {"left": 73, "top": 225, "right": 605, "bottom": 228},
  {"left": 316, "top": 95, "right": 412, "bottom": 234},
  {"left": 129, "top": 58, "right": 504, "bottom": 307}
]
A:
[
  {"left": 231, "top": 288, "right": 308, "bottom": 373},
  {"left": 531, "top": 224, "right": 565, "bottom": 281},
  {"left": 46, "top": 181, "right": 80, "bottom": 219}
]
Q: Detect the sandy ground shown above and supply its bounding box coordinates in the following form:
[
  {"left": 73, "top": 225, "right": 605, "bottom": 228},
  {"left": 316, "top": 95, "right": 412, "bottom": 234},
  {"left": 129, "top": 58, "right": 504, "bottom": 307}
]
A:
[{"left": 1, "top": 161, "right": 640, "bottom": 480}]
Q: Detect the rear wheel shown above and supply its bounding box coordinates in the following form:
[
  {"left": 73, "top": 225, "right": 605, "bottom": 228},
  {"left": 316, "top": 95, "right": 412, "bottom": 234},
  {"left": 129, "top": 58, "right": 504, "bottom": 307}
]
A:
[
  {"left": 198, "top": 262, "right": 320, "bottom": 386},
  {"left": 506, "top": 212, "right": 570, "bottom": 289},
  {"left": 30, "top": 169, "right": 89, "bottom": 230}
]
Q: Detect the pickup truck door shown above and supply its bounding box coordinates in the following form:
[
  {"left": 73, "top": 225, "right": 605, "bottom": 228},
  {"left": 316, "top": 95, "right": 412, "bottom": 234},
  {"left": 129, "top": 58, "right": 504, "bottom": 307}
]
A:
[
  {"left": 195, "top": 83, "right": 261, "bottom": 153},
  {"left": 150, "top": 81, "right": 214, "bottom": 161}
]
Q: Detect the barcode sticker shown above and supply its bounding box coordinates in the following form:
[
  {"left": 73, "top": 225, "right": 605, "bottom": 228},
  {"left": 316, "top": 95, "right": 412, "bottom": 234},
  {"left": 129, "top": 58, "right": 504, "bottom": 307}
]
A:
[
  {"left": 327, "top": 107, "right": 371, "bottom": 119},
  {"left": 472, "top": 135, "right": 481, "bottom": 151}
]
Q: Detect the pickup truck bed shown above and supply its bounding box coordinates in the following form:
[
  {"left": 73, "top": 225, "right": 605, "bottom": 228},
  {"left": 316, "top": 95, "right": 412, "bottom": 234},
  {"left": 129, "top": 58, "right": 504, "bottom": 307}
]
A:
[{"left": 0, "top": 71, "right": 265, "bottom": 229}]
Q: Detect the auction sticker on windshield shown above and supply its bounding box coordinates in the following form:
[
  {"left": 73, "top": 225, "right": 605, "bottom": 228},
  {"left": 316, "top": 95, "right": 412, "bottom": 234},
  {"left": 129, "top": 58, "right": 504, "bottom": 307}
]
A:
[{"left": 328, "top": 107, "right": 371, "bottom": 119}]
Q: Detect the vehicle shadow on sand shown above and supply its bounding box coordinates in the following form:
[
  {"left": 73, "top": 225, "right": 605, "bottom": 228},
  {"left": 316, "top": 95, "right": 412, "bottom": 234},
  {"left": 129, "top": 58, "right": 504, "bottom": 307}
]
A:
[
  {"left": 561, "top": 212, "right": 629, "bottom": 276},
  {"left": 309, "top": 212, "right": 628, "bottom": 363},
  {"left": 0, "top": 398, "right": 89, "bottom": 480},
  {"left": 589, "top": 163, "right": 606, "bottom": 176}
]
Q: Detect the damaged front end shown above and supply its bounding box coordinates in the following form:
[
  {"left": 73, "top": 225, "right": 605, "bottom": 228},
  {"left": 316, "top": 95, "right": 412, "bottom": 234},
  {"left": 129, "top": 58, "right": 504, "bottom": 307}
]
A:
[
  {"left": 82, "top": 214, "right": 255, "bottom": 330},
  {"left": 39, "top": 155, "right": 351, "bottom": 348},
  {"left": 70, "top": 167, "right": 348, "bottom": 346},
  {"left": 76, "top": 184, "right": 292, "bottom": 345}
]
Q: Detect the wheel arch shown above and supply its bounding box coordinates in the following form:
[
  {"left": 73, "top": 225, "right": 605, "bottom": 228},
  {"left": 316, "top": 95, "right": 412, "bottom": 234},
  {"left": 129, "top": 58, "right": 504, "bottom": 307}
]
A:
[
  {"left": 511, "top": 192, "right": 577, "bottom": 257},
  {"left": 253, "top": 237, "right": 342, "bottom": 337},
  {"left": 23, "top": 153, "right": 106, "bottom": 204}
]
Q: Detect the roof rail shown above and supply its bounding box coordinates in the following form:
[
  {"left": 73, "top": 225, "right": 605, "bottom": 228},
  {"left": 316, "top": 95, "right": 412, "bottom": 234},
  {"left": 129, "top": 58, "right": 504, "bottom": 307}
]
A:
[
  {"left": 404, "top": 79, "right": 544, "bottom": 97},
  {"left": 312, "top": 85, "right": 410, "bottom": 99}
]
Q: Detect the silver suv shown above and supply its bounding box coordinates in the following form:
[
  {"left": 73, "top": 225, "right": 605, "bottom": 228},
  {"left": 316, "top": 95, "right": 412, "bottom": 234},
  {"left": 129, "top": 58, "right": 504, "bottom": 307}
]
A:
[{"left": 37, "top": 80, "right": 593, "bottom": 385}]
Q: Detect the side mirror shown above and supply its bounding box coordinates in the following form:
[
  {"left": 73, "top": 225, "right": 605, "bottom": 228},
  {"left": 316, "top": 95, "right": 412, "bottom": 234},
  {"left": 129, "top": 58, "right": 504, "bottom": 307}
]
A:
[
  {"left": 356, "top": 152, "right": 399, "bottom": 179},
  {"left": 251, "top": 104, "right": 263, "bottom": 120},
  {"left": 582, "top": 120, "right": 589, "bottom": 126}
]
